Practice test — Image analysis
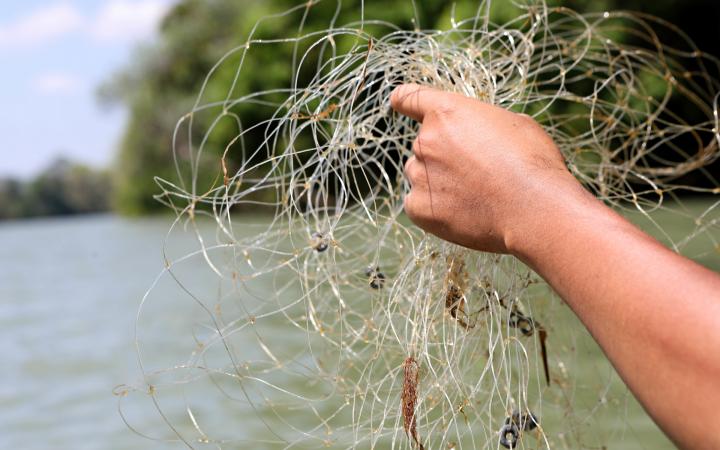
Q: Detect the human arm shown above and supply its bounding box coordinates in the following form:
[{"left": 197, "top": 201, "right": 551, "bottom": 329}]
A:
[{"left": 390, "top": 83, "right": 720, "bottom": 450}]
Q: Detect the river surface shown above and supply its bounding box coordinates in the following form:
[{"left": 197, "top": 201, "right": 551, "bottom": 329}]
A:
[
  {"left": 3, "top": 207, "right": 714, "bottom": 449},
  {"left": 0, "top": 215, "right": 177, "bottom": 449}
]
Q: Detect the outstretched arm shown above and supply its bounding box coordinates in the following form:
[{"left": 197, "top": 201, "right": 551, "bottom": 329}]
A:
[{"left": 390, "top": 84, "right": 720, "bottom": 450}]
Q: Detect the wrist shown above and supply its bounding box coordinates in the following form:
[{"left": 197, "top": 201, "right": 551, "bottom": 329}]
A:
[{"left": 504, "top": 175, "right": 605, "bottom": 262}]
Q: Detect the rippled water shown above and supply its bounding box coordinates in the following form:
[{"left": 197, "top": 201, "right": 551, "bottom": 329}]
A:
[
  {"left": 0, "top": 215, "right": 177, "bottom": 449},
  {"left": 3, "top": 209, "right": 709, "bottom": 449}
]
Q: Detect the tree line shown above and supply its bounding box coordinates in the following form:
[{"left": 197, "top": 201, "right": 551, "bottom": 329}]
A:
[
  {"left": 6, "top": 0, "right": 716, "bottom": 220},
  {"left": 103, "top": 0, "right": 720, "bottom": 215},
  {"left": 0, "top": 159, "right": 111, "bottom": 220}
]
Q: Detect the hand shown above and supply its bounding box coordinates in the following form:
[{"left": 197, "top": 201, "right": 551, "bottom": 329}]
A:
[
  {"left": 390, "top": 83, "right": 585, "bottom": 254},
  {"left": 391, "top": 86, "right": 720, "bottom": 450}
]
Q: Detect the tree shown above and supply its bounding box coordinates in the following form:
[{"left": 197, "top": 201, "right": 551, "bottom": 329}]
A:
[
  {"left": 103, "top": 0, "right": 720, "bottom": 214},
  {"left": 0, "top": 158, "right": 111, "bottom": 220}
]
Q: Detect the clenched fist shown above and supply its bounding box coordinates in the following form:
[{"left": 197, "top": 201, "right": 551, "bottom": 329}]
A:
[
  {"left": 392, "top": 84, "right": 720, "bottom": 450},
  {"left": 391, "top": 83, "right": 585, "bottom": 255}
]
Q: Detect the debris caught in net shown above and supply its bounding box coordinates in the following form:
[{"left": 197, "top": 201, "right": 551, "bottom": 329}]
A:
[{"left": 117, "top": 1, "right": 720, "bottom": 448}]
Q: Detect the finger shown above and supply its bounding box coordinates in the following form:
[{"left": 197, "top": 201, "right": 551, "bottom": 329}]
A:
[
  {"left": 390, "top": 83, "right": 446, "bottom": 122},
  {"left": 403, "top": 191, "right": 419, "bottom": 219},
  {"left": 516, "top": 112, "right": 535, "bottom": 122},
  {"left": 404, "top": 156, "right": 422, "bottom": 185},
  {"left": 403, "top": 190, "right": 431, "bottom": 230},
  {"left": 404, "top": 155, "right": 415, "bottom": 174},
  {"left": 411, "top": 128, "right": 434, "bottom": 158}
]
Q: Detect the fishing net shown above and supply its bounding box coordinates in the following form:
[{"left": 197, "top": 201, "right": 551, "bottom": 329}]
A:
[{"left": 116, "top": 1, "right": 720, "bottom": 448}]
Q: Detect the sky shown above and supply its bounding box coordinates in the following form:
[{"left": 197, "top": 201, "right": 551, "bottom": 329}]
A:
[{"left": 0, "top": 0, "right": 177, "bottom": 179}]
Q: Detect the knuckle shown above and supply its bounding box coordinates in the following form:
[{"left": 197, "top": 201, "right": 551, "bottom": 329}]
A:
[
  {"left": 415, "top": 128, "right": 438, "bottom": 150},
  {"left": 435, "top": 102, "right": 456, "bottom": 118},
  {"left": 404, "top": 158, "right": 429, "bottom": 191},
  {"left": 403, "top": 190, "right": 428, "bottom": 221},
  {"left": 403, "top": 193, "right": 417, "bottom": 216},
  {"left": 431, "top": 94, "right": 455, "bottom": 114},
  {"left": 407, "top": 161, "right": 423, "bottom": 183},
  {"left": 411, "top": 139, "right": 422, "bottom": 156},
  {"left": 389, "top": 85, "right": 405, "bottom": 109},
  {"left": 426, "top": 106, "right": 455, "bottom": 130},
  {"left": 517, "top": 112, "right": 538, "bottom": 125},
  {"left": 403, "top": 157, "right": 415, "bottom": 176}
]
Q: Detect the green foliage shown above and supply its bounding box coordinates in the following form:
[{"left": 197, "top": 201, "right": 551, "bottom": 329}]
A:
[
  {"left": 104, "top": 0, "right": 477, "bottom": 214},
  {"left": 105, "top": 0, "right": 719, "bottom": 214},
  {"left": 0, "top": 179, "right": 25, "bottom": 220},
  {"left": 0, "top": 159, "right": 111, "bottom": 220}
]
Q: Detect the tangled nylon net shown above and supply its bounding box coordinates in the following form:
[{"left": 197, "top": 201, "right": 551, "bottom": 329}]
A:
[{"left": 116, "top": 1, "right": 720, "bottom": 448}]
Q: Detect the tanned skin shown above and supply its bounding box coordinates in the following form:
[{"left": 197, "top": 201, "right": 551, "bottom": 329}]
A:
[{"left": 391, "top": 83, "right": 720, "bottom": 450}]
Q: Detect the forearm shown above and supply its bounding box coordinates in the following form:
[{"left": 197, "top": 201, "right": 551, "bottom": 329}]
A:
[
  {"left": 390, "top": 84, "right": 720, "bottom": 448},
  {"left": 508, "top": 187, "right": 720, "bottom": 449}
]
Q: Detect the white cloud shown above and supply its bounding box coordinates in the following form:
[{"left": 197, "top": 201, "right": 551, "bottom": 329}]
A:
[
  {"left": 32, "top": 72, "right": 81, "bottom": 95},
  {"left": 90, "top": 0, "right": 173, "bottom": 43},
  {"left": 0, "top": 1, "right": 174, "bottom": 50},
  {"left": 0, "top": 3, "right": 83, "bottom": 49}
]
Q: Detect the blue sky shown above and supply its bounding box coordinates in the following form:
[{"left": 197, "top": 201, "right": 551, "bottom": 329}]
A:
[{"left": 0, "top": 0, "right": 177, "bottom": 178}]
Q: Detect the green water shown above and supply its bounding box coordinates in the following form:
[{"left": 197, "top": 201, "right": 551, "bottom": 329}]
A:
[{"left": 1, "top": 201, "right": 716, "bottom": 449}]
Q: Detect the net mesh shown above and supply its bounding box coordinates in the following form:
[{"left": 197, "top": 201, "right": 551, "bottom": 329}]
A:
[{"left": 116, "top": 1, "right": 720, "bottom": 449}]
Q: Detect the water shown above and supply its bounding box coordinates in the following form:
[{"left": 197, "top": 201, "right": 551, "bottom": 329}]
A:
[
  {"left": 0, "top": 215, "right": 173, "bottom": 449},
  {"left": 3, "top": 209, "right": 711, "bottom": 449}
]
